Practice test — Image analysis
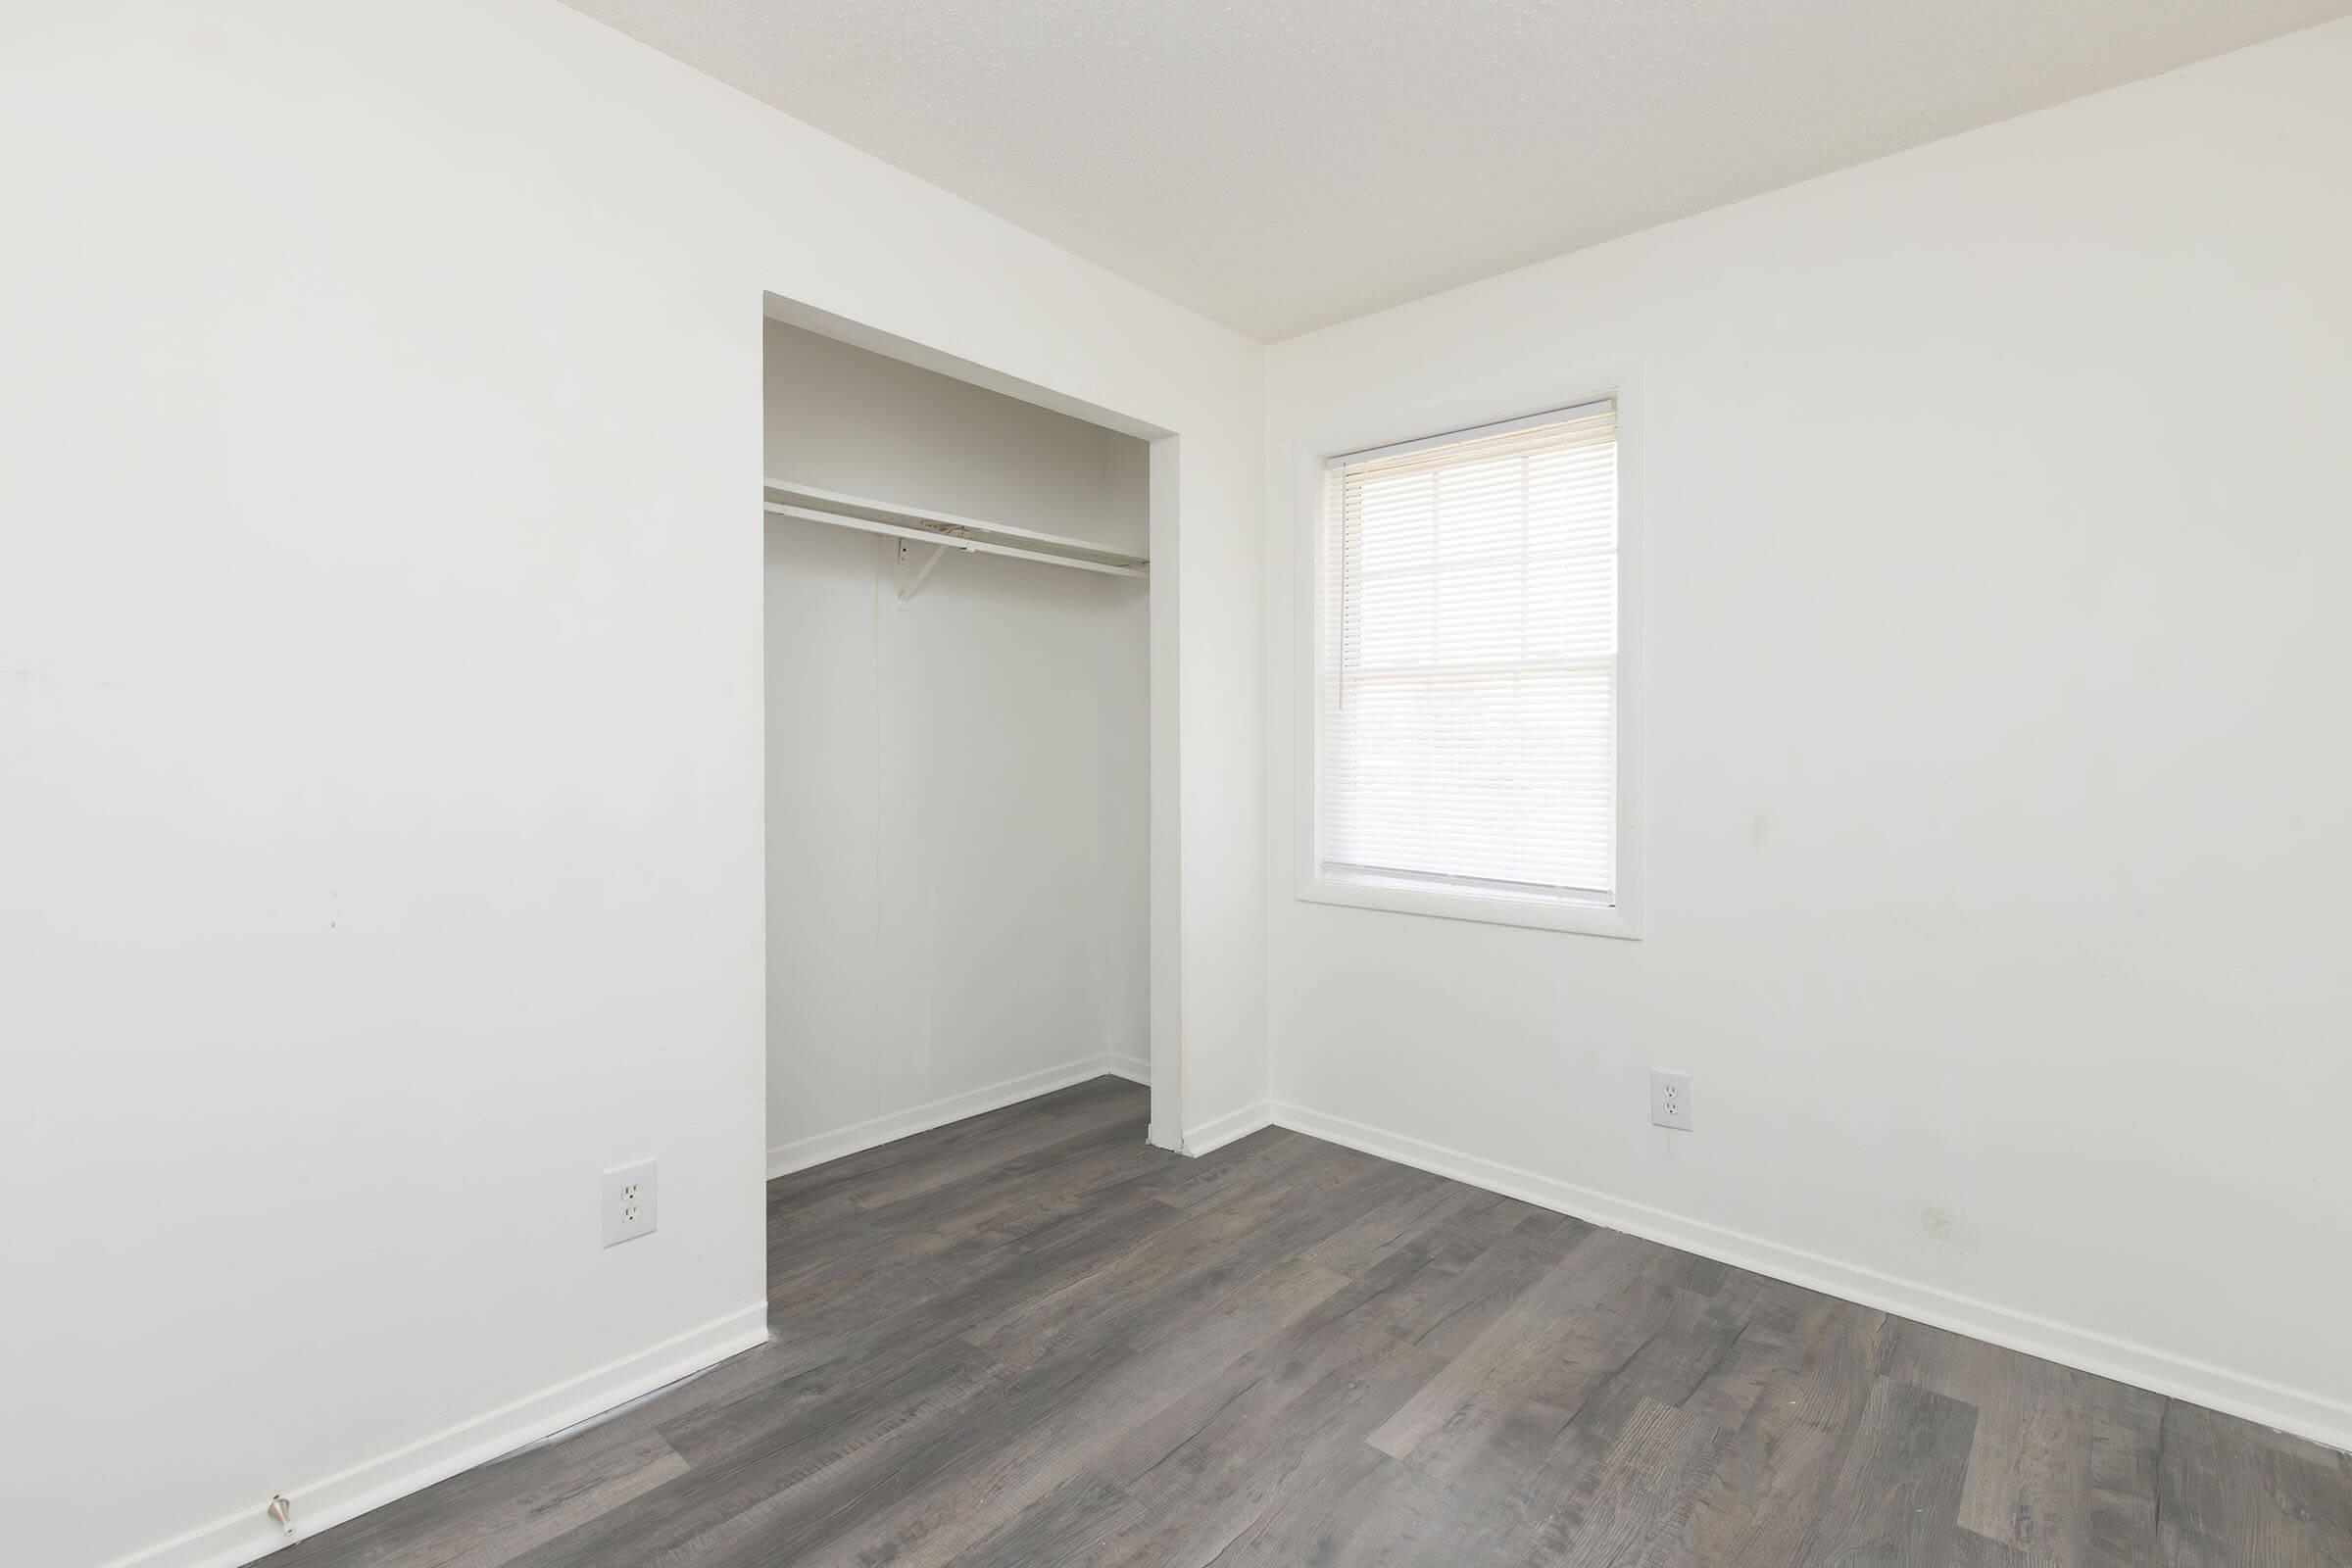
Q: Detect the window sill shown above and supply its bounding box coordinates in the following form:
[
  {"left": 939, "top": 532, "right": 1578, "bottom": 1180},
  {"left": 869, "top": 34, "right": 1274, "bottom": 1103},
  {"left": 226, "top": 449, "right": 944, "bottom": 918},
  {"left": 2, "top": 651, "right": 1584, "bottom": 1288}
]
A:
[{"left": 1296, "top": 874, "right": 1641, "bottom": 939}]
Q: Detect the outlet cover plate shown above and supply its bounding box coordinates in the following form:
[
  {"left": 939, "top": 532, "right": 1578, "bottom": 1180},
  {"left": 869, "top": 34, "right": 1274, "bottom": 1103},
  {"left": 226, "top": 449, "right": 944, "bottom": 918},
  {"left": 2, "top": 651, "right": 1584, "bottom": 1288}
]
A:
[
  {"left": 1649, "top": 1070, "right": 1693, "bottom": 1132},
  {"left": 603, "top": 1159, "right": 658, "bottom": 1247}
]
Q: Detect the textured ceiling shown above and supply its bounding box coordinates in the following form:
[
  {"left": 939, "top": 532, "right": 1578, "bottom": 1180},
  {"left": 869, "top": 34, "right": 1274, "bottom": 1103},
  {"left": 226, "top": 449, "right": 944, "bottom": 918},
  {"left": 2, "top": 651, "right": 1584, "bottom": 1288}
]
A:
[{"left": 560, "top": 0, "right": 2350, "bottom": 341}]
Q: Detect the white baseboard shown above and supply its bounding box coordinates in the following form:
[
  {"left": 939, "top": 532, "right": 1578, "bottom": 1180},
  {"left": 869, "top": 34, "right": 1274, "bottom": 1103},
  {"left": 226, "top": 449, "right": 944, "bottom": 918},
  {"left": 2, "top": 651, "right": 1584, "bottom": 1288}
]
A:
[
  {"left": 105, "top": 1303, "right": 769, "bottom": 1568},
  {"left": 1181, "top": 1099, "right": 1275, "bottom": 1156},
  {"left": 1270, "top": 1101, "right": 2352, "bottom": 1455},
  {"left": 767, "top": 1054, "right": 1144, "bottom": 1180},
  {"left": 118, "top": 1060, "right": 1152, "bottom": 1568}
]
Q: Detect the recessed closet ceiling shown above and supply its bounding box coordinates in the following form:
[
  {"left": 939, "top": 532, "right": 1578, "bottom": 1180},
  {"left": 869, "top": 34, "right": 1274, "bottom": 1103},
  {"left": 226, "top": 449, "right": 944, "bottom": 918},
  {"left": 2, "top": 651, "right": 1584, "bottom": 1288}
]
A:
[{"left": 560, "top": 0, "right": 2348, "bottom": 341}]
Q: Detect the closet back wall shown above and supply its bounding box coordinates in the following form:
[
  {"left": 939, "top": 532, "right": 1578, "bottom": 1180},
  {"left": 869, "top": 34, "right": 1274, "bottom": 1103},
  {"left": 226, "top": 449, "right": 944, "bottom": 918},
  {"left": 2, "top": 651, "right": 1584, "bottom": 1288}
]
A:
[{"left": 763, "top": 321, "right": 1149, "bottom": 1172}]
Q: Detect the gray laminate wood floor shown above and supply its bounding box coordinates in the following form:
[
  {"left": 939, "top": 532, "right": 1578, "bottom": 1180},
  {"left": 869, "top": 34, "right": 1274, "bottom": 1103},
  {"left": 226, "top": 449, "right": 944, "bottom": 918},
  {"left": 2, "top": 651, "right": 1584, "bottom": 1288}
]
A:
[{"left": 287, "top": 1076, "right": 2351, "bottom": 1566}]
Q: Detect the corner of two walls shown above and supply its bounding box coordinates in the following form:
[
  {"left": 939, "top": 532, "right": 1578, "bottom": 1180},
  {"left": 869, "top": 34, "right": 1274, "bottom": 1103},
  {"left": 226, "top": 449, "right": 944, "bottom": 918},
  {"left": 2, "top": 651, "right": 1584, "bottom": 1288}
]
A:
[
  {"left": 31, "top": 9, "right": 2346, "bottom": 1568},
  {"left": 5, "top": 3, "right": 1275, "bottom": 1564},
  {"left": 1253, "top": 18, "right": 2352, "bottom": 1452}
]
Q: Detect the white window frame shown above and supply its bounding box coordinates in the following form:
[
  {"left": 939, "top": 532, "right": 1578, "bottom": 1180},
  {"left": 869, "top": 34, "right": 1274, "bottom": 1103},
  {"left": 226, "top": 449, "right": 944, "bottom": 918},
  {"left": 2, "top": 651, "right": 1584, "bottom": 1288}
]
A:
[{"left": 1292, "top": 364, "right": 1643, "bottom": 939}]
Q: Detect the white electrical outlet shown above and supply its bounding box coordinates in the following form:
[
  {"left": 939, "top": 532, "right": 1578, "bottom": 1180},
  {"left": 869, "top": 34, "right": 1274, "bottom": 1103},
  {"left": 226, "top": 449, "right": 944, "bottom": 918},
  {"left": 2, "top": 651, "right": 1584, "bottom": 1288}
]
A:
[
  {"left": 1649, "top": 1070, "right": 1693, "bottom": 1132},
  {"left": 603, "top": 1159, "right": 658, "bottom": 1247}
]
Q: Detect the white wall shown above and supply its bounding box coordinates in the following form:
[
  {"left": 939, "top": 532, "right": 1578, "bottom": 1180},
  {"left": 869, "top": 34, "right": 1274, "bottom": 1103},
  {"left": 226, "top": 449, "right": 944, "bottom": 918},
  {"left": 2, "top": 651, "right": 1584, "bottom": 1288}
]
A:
[
  {"left": 14, "top": 6, "right": 2340, "bottom": 1564},
  {"left": 1262, "top": 19, "right": 2352, "bottom": 1446},
  {"left": 0, "top": 4, "right": 1262, "bottom": 1565},
  {"left": 762, "top": 321, "right": 1149, "bottom": 1167}
]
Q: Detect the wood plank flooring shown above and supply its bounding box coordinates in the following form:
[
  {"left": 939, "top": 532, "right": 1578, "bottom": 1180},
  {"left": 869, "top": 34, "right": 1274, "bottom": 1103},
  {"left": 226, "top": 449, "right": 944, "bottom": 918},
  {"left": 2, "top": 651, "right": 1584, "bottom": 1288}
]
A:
[{"left": 286, "top": 1077, "right": 2352, "bottom": 1566}]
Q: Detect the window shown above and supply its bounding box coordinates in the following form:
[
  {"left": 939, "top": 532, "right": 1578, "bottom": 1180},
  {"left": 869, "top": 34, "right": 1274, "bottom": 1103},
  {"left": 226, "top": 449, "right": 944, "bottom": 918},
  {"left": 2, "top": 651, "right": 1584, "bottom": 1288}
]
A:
[{"left": 1310, "top": 398, "right": 1629, "bottom": 934}]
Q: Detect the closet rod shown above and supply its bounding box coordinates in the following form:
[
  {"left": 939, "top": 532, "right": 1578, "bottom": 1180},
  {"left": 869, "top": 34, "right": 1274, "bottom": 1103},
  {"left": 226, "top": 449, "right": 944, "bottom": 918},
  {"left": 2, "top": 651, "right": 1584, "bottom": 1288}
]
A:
[{"left": 761, "top": 502, "right": 1149, "bottom": 580}]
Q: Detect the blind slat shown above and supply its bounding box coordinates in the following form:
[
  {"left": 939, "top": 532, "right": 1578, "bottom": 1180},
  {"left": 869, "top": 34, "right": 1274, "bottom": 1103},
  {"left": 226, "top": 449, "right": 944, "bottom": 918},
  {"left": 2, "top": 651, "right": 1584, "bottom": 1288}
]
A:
[{"left": 1322, "top": 406, "right": 1619, "bottom": 902}]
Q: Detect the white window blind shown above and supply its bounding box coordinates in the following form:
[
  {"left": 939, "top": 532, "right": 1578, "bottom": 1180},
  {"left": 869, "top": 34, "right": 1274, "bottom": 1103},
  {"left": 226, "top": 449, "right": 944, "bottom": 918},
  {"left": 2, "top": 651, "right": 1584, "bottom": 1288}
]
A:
[{"left": 1319, "top": 400, "right": 1618, "bottom": 904}]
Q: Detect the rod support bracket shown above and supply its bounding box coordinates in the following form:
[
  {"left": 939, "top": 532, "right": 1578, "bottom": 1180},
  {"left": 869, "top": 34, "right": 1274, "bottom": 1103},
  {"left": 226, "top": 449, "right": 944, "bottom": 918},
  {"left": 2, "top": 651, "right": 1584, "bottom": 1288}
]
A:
[{"left": 896, "top": 540, "right": 951, "bottom": 602}]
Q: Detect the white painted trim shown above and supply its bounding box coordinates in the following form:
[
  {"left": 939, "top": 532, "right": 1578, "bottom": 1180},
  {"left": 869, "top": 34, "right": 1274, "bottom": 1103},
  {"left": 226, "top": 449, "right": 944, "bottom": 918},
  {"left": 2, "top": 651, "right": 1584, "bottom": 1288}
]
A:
[
  {"left": 766, "top": 1055, "right": 1141, "bottom": 1180},
  {"left": 1269, "top": 1101, "right": 2352, "bottom": 1455},
  {"left": 103, "top": 1304, "right": 769, "bottom": 1568},
  {"left": 762, "top": 292, "right": 1186, "bottom": 1206},
  {"left": 1323, "top": 396, "right": 1618, "bottom": 468},
  {"left": 1181, "top": 1100, "right": 1276, "bottom": 1156},
  {"left": 1296, "top": 874, "right": 1639, "bottom": 939},
  {"left": 1289, "top": 359, "right": 1645, "bottom": 942}
]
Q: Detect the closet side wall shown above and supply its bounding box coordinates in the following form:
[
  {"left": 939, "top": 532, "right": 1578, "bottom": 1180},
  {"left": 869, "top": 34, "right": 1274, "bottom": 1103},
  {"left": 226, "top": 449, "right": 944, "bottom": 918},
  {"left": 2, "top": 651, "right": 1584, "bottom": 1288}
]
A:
[{"left": 763, "top": 322, "right": 1149, "bottom": 1170}]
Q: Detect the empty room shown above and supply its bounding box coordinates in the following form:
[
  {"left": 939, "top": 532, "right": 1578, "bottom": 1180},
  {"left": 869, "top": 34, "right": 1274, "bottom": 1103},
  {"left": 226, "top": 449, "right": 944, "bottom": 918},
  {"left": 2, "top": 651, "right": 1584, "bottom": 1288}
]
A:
[{"left": 6, "top": 2, "right": 2349, "bottom": 1565}]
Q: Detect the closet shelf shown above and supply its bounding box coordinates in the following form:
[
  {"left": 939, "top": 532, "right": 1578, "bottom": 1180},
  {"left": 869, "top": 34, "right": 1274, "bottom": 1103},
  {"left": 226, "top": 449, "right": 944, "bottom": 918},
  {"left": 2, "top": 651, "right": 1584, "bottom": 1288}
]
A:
[{"left": 762, "top": 477, "right": 1149, "bottom": 581}]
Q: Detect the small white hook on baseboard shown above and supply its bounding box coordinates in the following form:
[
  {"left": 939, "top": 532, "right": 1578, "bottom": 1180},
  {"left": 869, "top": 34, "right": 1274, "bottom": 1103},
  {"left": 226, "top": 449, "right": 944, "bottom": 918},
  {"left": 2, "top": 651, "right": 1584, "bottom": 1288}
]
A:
[{"left": 269, "top": 1494, "right": 295, "bottom": 1536}]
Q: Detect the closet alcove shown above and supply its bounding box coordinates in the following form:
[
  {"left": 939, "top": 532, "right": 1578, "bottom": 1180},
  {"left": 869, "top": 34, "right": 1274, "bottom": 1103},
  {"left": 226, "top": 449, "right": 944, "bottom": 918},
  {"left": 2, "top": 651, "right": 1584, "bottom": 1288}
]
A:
[{"left": 761, "top": 318, "right": 1152, "bottom": 1178}]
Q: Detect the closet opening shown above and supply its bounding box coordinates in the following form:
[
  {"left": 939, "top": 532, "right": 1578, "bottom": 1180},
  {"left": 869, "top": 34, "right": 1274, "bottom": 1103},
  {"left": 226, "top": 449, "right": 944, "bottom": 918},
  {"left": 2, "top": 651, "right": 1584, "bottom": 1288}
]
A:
[{"left": 759, "top": 295, "right": 1176, "bottom": 1206}]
